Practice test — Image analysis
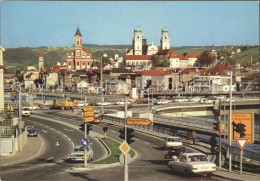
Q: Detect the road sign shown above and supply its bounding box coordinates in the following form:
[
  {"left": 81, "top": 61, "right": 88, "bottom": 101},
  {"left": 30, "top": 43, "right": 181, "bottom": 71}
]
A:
[
  {"left": 83, "top": 106, "right": 93, "bottom": 112},
  {"left": 220, "top": 123, "right": 225, "bottom": 130},
  {"left": 119, "top": 153, "right": 132, "bottom": 165},
  {"left": 119, "top": 141, "right": 131, "bottom": 155},
  {"left": 6, "top": 93, "right": 11, "bottom": 98},
  {"left": 84, "top": 117, "right": 94, "bottom": 123},
  {"left": 228, "top": 112, "right": 254, "bottom": 143},
  {"left": 80, "top": 138, "right": 89, "bottom": 147},
  {"left": 126, "top": 117, "right": 152, "bottom": 126},
  {"left": 235, "top": 138, "right": 248, "bottom": 150},
  {"left": 84, "top": 112, "right": 94, "bottom": 117}
]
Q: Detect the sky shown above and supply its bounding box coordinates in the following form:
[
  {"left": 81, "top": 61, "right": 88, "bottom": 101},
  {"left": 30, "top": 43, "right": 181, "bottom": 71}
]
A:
[{"left": 0, "top": 1, "right": 259, "bottom": 48}]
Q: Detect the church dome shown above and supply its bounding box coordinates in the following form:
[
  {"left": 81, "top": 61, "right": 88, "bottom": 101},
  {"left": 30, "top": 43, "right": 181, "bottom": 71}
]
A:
[
  {"left": 162, "top": 26, "right": 168, "bottom": 33},
  {"left": 134, "top": 26, "right": 142, "bottom": 32}
]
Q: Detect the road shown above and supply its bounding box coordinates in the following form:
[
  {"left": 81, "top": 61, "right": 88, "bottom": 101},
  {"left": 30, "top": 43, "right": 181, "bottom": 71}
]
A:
[{"left": 0, "top": 110, "right": 223, "bottom": 181}]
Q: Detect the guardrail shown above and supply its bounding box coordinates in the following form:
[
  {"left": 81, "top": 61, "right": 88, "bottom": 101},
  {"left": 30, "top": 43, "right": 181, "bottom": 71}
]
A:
[{"left": 103, "top": 114, "right": 260, "bottom": 162}]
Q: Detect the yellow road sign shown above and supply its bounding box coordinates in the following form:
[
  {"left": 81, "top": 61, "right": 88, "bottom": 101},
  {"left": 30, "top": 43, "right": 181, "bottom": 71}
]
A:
[
  {"left": 228, "top": 112, "right": 254, "bottom": 143},
  {"left": 119, "top": 141, "right": 131, "bottom": 155},
  {"left": 84, "top": 112, "right": 94, "bottom": 117},
  {"left": 126, "top": 117, "right": 152, "bottom": 126},
  {"left": 83, "top": 106, "right": 93, "bottom": 112},
  {"left": 220, "top": 123, "right": 225, "bottom": 130},
  {"left": 84, "top": 117, "right": 94, "bottom": 123}
]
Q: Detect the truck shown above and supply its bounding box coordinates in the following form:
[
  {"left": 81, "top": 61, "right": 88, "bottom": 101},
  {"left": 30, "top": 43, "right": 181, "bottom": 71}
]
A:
[
  {"left": 164, "top": 136, "right": 185, "bottom": 160},
  {"left": 52, "top": 100, "right": 73, "bottom": 110}
]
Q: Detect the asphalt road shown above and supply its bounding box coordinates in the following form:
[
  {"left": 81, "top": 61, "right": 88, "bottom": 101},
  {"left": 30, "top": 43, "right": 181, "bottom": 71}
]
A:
[{"left": 0, "top": 110, "right": 223, "bottom": 181}]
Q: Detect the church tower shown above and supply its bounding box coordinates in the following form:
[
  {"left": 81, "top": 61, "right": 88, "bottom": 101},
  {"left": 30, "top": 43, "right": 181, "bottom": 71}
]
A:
[
  {"left": 160, "top": 27, "right": 170, "bottom": 50},
  {"left": 38, "top": 51, "right": 44, "bottom": 71},
  {"left": 133, "top": 26, "right": 143, "bottom": 55},
  {"left": 75, "top": 27, "right": 83, "bottom": 56}
]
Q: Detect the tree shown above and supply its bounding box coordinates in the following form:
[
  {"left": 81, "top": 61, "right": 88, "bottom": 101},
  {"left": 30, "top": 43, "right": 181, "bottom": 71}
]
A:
[
  {"left": 102, "top": 57, "right": 111, "bottom": 65},
  {"left": 198, "top": 50, "right": 216, "bottom": 67},
  {"left": 150, "top": 55, "right": 170, "bottom": 67}
]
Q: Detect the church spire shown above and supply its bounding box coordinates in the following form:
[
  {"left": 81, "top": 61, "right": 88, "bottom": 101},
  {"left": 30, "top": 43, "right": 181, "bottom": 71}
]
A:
[{"left": 75, "top": 26, "right": 82, "bottom": 37}]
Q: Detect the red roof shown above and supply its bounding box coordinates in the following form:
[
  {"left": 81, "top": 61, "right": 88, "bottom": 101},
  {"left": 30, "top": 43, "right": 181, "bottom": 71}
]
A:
[
  {"left": 142, "top": 69, "right": 164, "bottom": 76},
  {"left": 156, "top": 49, "right": 174, "bottom": 56},
  {"left": 181, "top": 68, "right": 201, "bottom": 74},
  {"left": 125, "top": 55, "right": 152, "bottom": 60},
  {"left": 201, "top": 64, "right": 234, "bottom": 76},
  {"left": 170, "top": 54, "right": 189, "bottom": 60},
  {"left": 39, "top": 52, "right": 43, "bottom": 57},
  {"left": 184, "top": 52, "right": 201, "bottom": 58}
]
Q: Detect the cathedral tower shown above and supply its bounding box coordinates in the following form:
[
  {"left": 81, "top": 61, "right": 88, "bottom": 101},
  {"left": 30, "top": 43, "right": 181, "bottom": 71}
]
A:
[
  {"left": 133, "top": 26, "right": 143, "bottom": 55},
  {"left": 160, "top": 27, "right": 170, "bottom": 50},
  {"left": 39, "top": 51, "right": 44, "bottom": 71}
]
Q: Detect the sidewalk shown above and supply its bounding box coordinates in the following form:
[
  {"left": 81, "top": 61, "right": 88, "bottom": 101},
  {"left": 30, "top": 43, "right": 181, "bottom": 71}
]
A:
[
  {"left": 0, "top": 134, "right": 45, "bottom": 167},
  {"left": 213, "top": 168, "right": 260, "bottom": 181}
]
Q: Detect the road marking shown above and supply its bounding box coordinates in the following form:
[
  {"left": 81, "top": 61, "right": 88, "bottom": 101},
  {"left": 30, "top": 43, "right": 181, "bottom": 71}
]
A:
[
  {"left": 56, "top": 142, "right": 59, "bottom": 146},
  {"left": 51, "top": 128, "right": 55, "bottom": 130},
  {"left": 44, "top": 157, "right": 54, "bottom": 162},
  {"left": 64, "top": 128, "right": 73, "bottom": 132},
  {"left": 41, "top": 130, "right": 47, "bottom": 133}
]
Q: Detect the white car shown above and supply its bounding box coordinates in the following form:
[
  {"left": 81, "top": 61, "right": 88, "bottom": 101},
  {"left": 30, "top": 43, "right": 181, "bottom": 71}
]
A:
[
  {"left": 189, "top": 97, "right": 201, "bottom": 102},
  {"left": 168, "top": 153, "right": 216, "bottom": 177},
  {"left": 70, "top": 145, "right": 94, "bottom": 162},
  {"left": 97, "top": 101, "right": 112, "bottom": 106},
  {"left": 22, "top": 107, "right": 30, "bottom": 117},
  {"left": 28, "top": 105, "right": 40, "bottom": 110},
  {"left": 204, "top": 97, "right": 217, "bottom": 104},
  {"left": 165, "top": 136, "right": 182, "bottom": 147},
  {"left": 155, "top": 99, "right": 171, "bottom": 105},
  {"left": 115, "top": 101, "right": 130, "bottom": 105},
  {"left": 174, "top": 98, "right": 188, "bottom": 102}
]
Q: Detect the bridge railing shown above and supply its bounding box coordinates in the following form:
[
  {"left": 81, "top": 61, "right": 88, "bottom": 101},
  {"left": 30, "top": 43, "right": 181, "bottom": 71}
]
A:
[{"left": 103, "top": 114, "right": 260, "bottom": 162}]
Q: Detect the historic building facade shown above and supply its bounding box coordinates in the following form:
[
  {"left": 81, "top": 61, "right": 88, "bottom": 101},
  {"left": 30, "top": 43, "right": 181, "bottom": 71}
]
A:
[{"left": 66, "top": 27, "right": 96, "bottom": 71}]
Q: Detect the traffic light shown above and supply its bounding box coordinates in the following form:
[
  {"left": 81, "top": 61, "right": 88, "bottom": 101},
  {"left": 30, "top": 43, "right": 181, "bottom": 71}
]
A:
[
  {"left": 239, "top": 123, "right": 246, "bottom": 138},
  {"left": 119, "top": 128, "right": 135, "bottom": 144},
  {"left": 213, "top": 122, "right": 220, "bottom": 131},
  {"left": 87, "top": 124, "right": 93, "bottom": 135},
  {"left": 127, "top": 128, "right": 135, "bottom": 144},
  {"left": 212, "top": 109, "right": 220, "bottom": 122},
  {"left": 79, "top": 123, "right": 85, "bottom": 132}
]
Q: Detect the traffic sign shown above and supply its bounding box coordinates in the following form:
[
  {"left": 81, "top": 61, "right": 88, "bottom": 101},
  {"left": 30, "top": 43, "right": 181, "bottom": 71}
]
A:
[
  {"left": 84, "top": 117, "right": 94, "bottom": 123},
  {"left": 126, "top": 117, "right": 152, "bottom": 126},
  {"left": 80, "top": 138, "right": 89, "bottom": 147},
  {"left": 235, "top": 138, "right": 248, "bottom": 150},
  {"left": 119, "top": 141, "right": 131, "bottom": 155},
  {"left": 83, "top": 106, "right": 93, "bottom": 112},
  {"left": 84, "top": 112, "right": 94, "bottom": 117},
  {"left": 220, "top": 123, "right": 225, "bottom": 130},
  {"left": 119, "top": 153, "right": 132, "bottom": 165},
  {"left": 228, "top": 112, "right": 254, "bottom": 143}
]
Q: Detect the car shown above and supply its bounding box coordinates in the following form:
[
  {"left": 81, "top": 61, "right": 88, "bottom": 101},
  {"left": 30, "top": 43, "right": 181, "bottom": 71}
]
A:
[
  {"left": 189, "top": 97, "right": 201, "bottom": 102},
  {"left": 70, "top": 145, "right": 94, "bottom": 162},
  {"left": 168, "top": 153, "right": 216, "bottom": 177},
  {"left": 204, "top": 96, "right": 217, "bottom": 104},
  {"left": 136, "top": 98, "right": 149, "bottom": 104},
  {"left": 28, "top": 105, "right": 40, "bottom": 110},
  {"left": 97, "top": 101, "right": 112, "bottom": 106},
  {"left": 174, "top": 98, "right": 188, "bottom": 102},
  {"left": 90, "top": 101, "right": 99, "bottom": 106},
  {"left": 22, "top": 107, "right": 30, "bottom": 117},
  {"left": 115, "top": 101, "right": 130, "bottom": 105},
  {"left": 225, "top": 98, "right": 235, "bottom": 103},
  {"left": 155, "top": 99, "right": 171, "bottom": 105},
  {"left": 165, "top": 136, "right": 182, "bottom": 148},
  {"left": 27, "top": 126, "right": 38, "bottom": 137}
]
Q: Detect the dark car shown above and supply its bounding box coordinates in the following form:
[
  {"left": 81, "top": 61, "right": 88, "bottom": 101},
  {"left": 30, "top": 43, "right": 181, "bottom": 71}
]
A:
[
  {"left": 27, "top": 126, "right": 38, "bottom": 137},
  {"left": 136, "top": 98, "right": 149, "bottom": 104}
]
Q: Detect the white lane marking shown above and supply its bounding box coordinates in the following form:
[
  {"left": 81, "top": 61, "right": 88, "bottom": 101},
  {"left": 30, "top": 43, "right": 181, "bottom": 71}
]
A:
[
  {"left": 38, "top": 124, "right": 43, "bottom": 126},
  {"left": 51, "top": 128, "right": 55, "bottom": 130},
  {"left": 56, "top": 142, "right": 59, "bottom": 146},
  {"left": 63, "top": 134, "right": 67, "bottom": 138},
  {"left": 64, "top": 128, "right": 73, "bottom": 132},
  {"left": 44, "top": 157, "right": 54, "bottom": 161},
  {"left": 42, "top": 130, "right": 47, "bottom": 133}
]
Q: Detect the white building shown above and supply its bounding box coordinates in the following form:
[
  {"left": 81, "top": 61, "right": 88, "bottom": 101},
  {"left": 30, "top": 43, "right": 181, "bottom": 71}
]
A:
[
  {"left": 125, "top": 55, "right": 152, "bottom": 68},
  {"left": 160, "top": 27, "right": 170, "bottom": 50},
  {"left": 147, "top": 42, "right": 159, "bottom": 55},
  {"left": 46, "top": 73, "right": 59, "bottom": 89}
]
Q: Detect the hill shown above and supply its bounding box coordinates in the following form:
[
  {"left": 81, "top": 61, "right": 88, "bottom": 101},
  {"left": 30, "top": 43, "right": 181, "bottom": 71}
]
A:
[{"left": 233, "top": 47, "right": 259, "bottom": 65}]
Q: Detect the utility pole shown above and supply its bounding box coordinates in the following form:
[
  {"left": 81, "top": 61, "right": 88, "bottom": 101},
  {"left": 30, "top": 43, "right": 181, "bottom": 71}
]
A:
[
  {"left": 124, "top": 96, "right": 128, "bottom": 181},
  {"left": 229, "top": 71, "right": 233, "bottom": 172},
  {"left": 0, "top": 46, "right": 5, "bottom": 112},
  {"left": 219, "top": 100, "right": 222, "bottom": 169},
  {"left": 84, "top": 123, "right": 88, "bottom": 167}
]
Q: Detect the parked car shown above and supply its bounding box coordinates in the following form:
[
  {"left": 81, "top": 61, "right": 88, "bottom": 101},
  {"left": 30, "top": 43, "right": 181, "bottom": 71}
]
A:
[
  {"left": 174, "top": 98, "right": 188, "bottom": 102},
  {"left": 189, "top": 97, "right": 201, "bottom": 102},
  {"left": 28, "top": 105, "right": 40, "bottom": 110},
  {"left": 204, "top": 96, "right": 217, "bottom": 104},
  {"left": 90, "top": 101, "right": 99, "bottom": 106},
  {"left": 27, "top": 126, "right": 38, "bottom": 137},
  {"left": 155, "top": 99, "right": 171, "bottom": 105},
  {"left": 70, "top": 145, "right": 94, "bottom": 162},
  {"left": 115, "top": 101, "right": 130, "bottom": 105},
  {"left": 97, "top": 101, "right": 112, "bottom": 106},
  {"left": 136, "top": 98, "right": 149, "bottom": 104},
  {"left": 168, "top": 153, "right": 216, "bottom": 177},
  {"left": 22, "top": 107, "right": 30, "bottom": 117}
]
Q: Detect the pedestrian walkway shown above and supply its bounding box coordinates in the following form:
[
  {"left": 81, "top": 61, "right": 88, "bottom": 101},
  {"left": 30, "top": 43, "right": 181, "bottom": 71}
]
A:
[
  {"left": 0, "top": 135, "right": 45, "bottom": 167},
  {"left": 213, "top": 168, "right": 259, "bottom": 181}
]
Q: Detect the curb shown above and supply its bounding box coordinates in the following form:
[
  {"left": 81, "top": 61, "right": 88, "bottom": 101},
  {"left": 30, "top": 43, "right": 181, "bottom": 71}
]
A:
[
  {"left": 1, "top": 134, "right": 45, "bottom": 167},
  {"left": 92, "top": 138, "right": 112, "bottom": 163}
]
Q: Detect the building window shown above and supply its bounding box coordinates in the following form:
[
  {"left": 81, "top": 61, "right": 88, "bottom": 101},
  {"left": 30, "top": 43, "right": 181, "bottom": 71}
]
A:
[
  {"left": 83, "top": 62, "right": 85, "bottom": 66},
  {"left": 137, "top": 36, "right": 139, "bottom": 39},
  {"left": 77, "top": 51, "right": 80, "bottom": 56},
  {"left": 69, "top": 62, "right": 71, "bottom": 65},
  {"left": 77, "top": 62, "right": 79, "bottom": 66},
  {"left": 77, "top": 41, "right": 79, "bottom": 46}
]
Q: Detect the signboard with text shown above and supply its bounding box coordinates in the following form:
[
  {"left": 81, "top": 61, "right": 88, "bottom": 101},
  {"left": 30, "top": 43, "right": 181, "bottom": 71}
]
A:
[
  {"left": 126, "top": 117, "right": 152, "bottom": 126},
  {"left": 228, "top": 112, "right": 254, "bottom": 143}
]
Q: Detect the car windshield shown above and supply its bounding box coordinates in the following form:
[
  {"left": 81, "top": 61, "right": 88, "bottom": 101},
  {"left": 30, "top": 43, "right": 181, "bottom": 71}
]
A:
[
  {"left": 188, "top": 155, "right": 208, "bottom": 162},
  {"left": 167, "top": 138, "right": 180, "bottom": 142},
  {"left": 74, "top": 146, "right": 85, "bottom": 151},
  {"left": 23, "top": 108, "right": 29, "bottom": 111}
]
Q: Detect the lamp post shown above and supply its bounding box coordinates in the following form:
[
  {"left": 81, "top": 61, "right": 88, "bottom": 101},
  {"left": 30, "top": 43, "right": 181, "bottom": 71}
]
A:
[{"left": 229, "top": 71, "right": 233, "bottom": 172}]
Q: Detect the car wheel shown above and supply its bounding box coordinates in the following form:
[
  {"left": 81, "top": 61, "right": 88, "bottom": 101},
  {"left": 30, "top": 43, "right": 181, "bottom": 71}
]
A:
[
  {"left": 170, "top": 165, "right": 174, "bottom": 172},
  {"left": 184, "top": 170, "right": 190, "bottom": 177},
  {"left": 207, "top": 173, "right": 212, "bottom": 177}
]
